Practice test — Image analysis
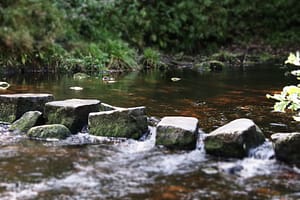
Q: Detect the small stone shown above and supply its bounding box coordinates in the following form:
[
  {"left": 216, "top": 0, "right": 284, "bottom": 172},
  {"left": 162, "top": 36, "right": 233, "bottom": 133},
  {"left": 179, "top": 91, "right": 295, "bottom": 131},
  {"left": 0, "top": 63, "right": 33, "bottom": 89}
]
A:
[
  {"left": 69, "top": 86, "right": 83, "bottom": 91},
  {"left": 9, "top": 111, "right": 43, "bottom": 133},
  {"left": 156, "top": 116, "right": 198, "bottom": 150},
  {"left": 204, "top": 118, "right": 265, "bottom": 158},
  {"left": 73, "top": 73, "right": 90, "bottom": 80},
  {"left": 271, "top": 132, "right": 300, "bottom": 166},
  {"left": 27, "top": 124, "right": 71, "bottom": 140}
]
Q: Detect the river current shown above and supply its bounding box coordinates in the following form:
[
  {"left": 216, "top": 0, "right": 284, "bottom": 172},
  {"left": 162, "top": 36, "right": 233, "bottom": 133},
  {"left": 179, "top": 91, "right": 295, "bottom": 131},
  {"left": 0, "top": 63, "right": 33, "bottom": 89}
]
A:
[{"left": 0, "top": 65, "right": 299, "bottom": 199}]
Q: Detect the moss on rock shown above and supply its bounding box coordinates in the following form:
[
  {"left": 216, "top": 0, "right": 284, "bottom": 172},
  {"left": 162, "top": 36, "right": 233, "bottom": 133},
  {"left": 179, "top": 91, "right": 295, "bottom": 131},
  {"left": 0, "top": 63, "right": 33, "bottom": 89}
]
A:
[
  {"left": 271, "top": 132, "right": 300, "bottom": 166},
  {"left": 27, "top": 124, "right": 71, "bottom": 140},
  {"left": 0, "top": 93, "right": 54, "bottom": 123},
  {"left": 9, "top": 111, "right": 43, "bottom": 133},
  {"left": 89, "top": 107, "right": 148, "bottom": 139},
  {"left": 156, "top": 116, "right": 199, "bottom": 150},
  {"left": 45, "top": 99, "right": 100, "bottom": 134},
  {"left": 204, "top": 118, "right": 265, "bottom": 158}
]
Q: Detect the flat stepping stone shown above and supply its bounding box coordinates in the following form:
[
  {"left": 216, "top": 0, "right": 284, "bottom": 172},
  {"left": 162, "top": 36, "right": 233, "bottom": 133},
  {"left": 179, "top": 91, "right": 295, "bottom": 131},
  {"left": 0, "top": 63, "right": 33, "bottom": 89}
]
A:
[
  {"left": 0, "top": 93, "right": 54, "bottom": 123},
  {"left": 45, "top": 99, "right": 100, "bottom": 134},
  {"left": 156, "top": 116, "right": 199, "bottom": 150},
  {"left": 88, "top": 106, "right": 148, "bottom": 139},
  {"left": 204, "top": 118, "right": 265, "bottom": 158}
]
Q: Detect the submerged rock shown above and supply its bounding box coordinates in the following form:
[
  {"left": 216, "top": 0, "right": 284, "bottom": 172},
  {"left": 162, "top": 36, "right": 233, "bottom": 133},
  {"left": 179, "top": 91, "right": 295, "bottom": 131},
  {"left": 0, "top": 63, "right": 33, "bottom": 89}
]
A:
[
  {"left": 204, "top": 118, "right": 265, "bottom": 158},
  {"left": 271, "top": 132, "right": 300, "bottom": 166},
  {"left": 156, "top": 116, "right": 198, "bottom": 150},
  {"left": 0, "top": 93, "right": 54, "bottom": 123},
  {"left": 27, "top": 124, "right": 71, "bottom": 140},
  {"left": 88, "top": 106, "right": 148, "bottom": 139},
  {"left": 9, "top": 111, "right": 43, "bottom": 133},
  {"left": 45, "top": 99, "right": 100, "bottom": 134},
  {"left": 73, "top": 72, "right": 90, "bottom": 80},
  {"left": 208, "top": 60, "right": 224, "bottom": 71}
]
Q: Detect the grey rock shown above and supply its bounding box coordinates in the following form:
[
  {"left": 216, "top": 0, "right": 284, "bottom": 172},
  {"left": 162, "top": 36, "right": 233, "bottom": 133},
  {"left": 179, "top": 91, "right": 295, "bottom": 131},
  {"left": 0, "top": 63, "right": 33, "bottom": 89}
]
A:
[
  {"left": 156, "top": 116, "right": 198, "bottom": 150},
  {"left": 271, "top": 132, "right": 300, "bottom": 166},
  {"left": 0, "top": 93, "right": 54, "bottom": 123},
  {"left": 88, "top": 106, "right": 148, "bottom": 139},
  {"left": 9, "top": 111, "right": 43, "bottom": 133},
  {"left": 73, "top": 72, "right": 90, "bottom": 80},
  {"left": 204, "top": 118, "right": 265, "bottom": 158},
  {"left": 45, "top": 99, "right": 100, "bottom": 134},
  {"left": 27, "top": 124, "right": 71, "bottom": 140},
  {"left": 99, "top": 102, "right": 123, "bottom": 111}
]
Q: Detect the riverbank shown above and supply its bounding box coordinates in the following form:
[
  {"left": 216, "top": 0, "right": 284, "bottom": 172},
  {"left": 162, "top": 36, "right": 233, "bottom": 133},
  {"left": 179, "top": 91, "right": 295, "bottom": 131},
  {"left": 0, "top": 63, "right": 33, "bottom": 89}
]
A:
[
  {"left": 1, "top": 1, "right": 298, "bottom": 75},
  {"left": 0, "top": 44, "right": 293, "bottom": 75}
]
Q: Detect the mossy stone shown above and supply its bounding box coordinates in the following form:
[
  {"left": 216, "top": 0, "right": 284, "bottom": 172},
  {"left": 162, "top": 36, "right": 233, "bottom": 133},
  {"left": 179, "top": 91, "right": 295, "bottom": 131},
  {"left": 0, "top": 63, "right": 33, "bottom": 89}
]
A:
[
  {"left": 73, "top": 73, "right": 90, "bottom": 80},
  {"left": 271, "top": 133, "right": 300, "bottom": 166},
  {"left": 0, "top": 93, "right": 54, "bottom": 123},
  {"left": 27, "top": 124, "right": 71, "bottom": 140},
  {"left": 45, "top": 99, "right": 100, "bottom": 134},
  {"left": 204, "top": 118, "right": 265, "bottom": 158},
  {"left": 9, "top": 111, "right": 43, "bottom": 133},
  {"left": 156, "top": 116, "right": 199, "bottom": 150},
  {"left": 89, "top": 107, "right": 148, "bottom": 139}
]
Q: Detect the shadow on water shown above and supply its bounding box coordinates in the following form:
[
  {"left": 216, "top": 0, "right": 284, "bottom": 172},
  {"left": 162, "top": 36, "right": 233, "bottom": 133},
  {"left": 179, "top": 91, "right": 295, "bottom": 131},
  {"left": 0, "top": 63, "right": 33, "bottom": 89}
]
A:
[{"left": 0, "top": 64, "right": 299, "bottom": 199}]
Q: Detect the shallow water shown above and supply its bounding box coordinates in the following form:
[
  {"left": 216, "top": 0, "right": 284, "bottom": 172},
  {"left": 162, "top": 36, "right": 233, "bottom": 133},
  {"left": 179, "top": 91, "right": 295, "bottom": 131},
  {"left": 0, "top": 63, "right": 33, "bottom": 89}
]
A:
[{"left": 0, "top": 65, "right": 299, "bottom": 199}]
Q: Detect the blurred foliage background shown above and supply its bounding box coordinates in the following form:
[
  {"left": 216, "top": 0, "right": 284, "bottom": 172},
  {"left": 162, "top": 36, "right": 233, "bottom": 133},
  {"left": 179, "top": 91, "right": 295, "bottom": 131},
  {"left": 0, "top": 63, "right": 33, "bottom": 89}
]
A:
[{"left": 0, "top": 0, "right": 299, "bottom": 72}]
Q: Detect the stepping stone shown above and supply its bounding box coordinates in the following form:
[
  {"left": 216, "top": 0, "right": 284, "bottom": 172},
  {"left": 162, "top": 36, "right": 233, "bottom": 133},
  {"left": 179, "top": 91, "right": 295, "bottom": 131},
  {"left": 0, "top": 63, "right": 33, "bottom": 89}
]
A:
[
  {"left": 0, "top": 93, "right": 54, "bottom": 123},
  {"left": 156, "top": 116, "right": 199, "bottom": 150},
  {"left": 204, "top": 118, "right": 265, "bottom": 158},
  {"left": 45, "top": 99, "right": 100, "bottom": 134},
  {"left": 271, "top": 132, "right": 300, "bottom": 166},
  {"left": 88, "top": 106, "right": 148, "bottom": 139}
]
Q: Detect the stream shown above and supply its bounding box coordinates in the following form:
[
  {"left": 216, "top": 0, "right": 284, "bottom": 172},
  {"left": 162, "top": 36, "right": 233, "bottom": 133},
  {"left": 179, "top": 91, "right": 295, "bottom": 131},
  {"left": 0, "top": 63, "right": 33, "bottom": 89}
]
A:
[{"left": 0, "top": 64, "right": 299, "bottom": 199}]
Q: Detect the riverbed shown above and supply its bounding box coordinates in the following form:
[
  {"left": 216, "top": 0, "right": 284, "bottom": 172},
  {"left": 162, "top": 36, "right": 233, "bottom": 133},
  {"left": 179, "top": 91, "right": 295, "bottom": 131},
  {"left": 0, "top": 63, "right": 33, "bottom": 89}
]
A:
[{"left": 0, "top": 64, "right": 299, "bottom": 199}]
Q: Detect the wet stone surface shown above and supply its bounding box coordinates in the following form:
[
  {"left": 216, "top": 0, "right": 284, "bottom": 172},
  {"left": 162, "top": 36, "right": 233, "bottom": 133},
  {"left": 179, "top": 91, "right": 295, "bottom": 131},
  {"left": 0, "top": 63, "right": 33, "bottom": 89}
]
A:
[
  {"left": 45, "top": 99, "right": 100, "bottom": 134},
  {"left": 271, "top": 132, "right": 300, "bottom": 166},
  {"left": 9, "top": 111, "right": 43, "bottom": 133},
  {"left": 156, "top": 116, "right": 199, "bottom": 150},
  {"left": 204, "top": 118, "right": 266, "bottom": 158},
  {"left": 88, "top": 106, "right": 148, "bottom": 139},
  {"left": 27, "top": 124, "right": 71, "bottom": 140}
]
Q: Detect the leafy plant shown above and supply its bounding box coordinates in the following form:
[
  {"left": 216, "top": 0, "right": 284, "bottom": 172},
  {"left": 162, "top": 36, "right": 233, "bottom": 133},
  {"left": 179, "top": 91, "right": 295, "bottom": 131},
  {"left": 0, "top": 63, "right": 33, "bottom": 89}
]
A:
[
  {"left": 141, "top": 48, "right": 161, "bottom": 68},
  {"left": 267, "top": 51, "right": 300, "bottom": 120}
]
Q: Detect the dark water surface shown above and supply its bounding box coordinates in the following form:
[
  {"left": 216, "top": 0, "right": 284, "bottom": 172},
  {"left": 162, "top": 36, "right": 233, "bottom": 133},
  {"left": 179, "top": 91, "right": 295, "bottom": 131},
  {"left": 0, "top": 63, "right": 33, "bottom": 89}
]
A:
[{"left": 0, "top": 65, "right": 299, "bottom": 199}]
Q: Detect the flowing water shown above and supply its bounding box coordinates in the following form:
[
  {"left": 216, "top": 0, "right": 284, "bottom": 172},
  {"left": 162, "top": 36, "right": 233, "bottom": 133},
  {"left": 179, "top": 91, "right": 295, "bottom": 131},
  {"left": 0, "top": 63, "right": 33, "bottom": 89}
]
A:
[{"left": 0, "top": 64, "right": 299, "bottom": 199}]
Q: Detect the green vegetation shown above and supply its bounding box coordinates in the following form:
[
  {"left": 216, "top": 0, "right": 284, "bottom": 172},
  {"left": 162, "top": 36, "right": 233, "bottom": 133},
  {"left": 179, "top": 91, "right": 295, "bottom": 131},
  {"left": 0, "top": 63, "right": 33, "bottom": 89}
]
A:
[
  {"left": 0, "top": 0, "right": 299, "bottom": 73},
  {"left": 0, "top": 0, "right": 139, "bottom": 73},
  {"left": 267, "top": 52, "right": 300, "bottom": 121},
  {"left": 141, "top": 48, "right": 161, "bottom": 68}
]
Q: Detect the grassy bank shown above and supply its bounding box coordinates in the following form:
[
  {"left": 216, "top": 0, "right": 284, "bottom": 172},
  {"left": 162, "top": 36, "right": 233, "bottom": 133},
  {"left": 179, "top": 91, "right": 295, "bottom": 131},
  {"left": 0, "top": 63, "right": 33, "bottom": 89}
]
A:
[{"left": 0, "top": 0, "right": 299, "bottom": 73}]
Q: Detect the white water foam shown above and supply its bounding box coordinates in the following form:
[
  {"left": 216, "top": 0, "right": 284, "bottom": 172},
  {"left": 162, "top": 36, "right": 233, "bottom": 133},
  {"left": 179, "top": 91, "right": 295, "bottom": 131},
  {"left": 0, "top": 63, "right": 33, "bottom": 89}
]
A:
[
  {"left": 1, "top": 127, "right": 293, "bottom": 199},
  {"left": 116, "top": 126, "right": 156, "bottom": 153},
  {"left": 218, "top": 141, "right": 277, "bottom": 178}
]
